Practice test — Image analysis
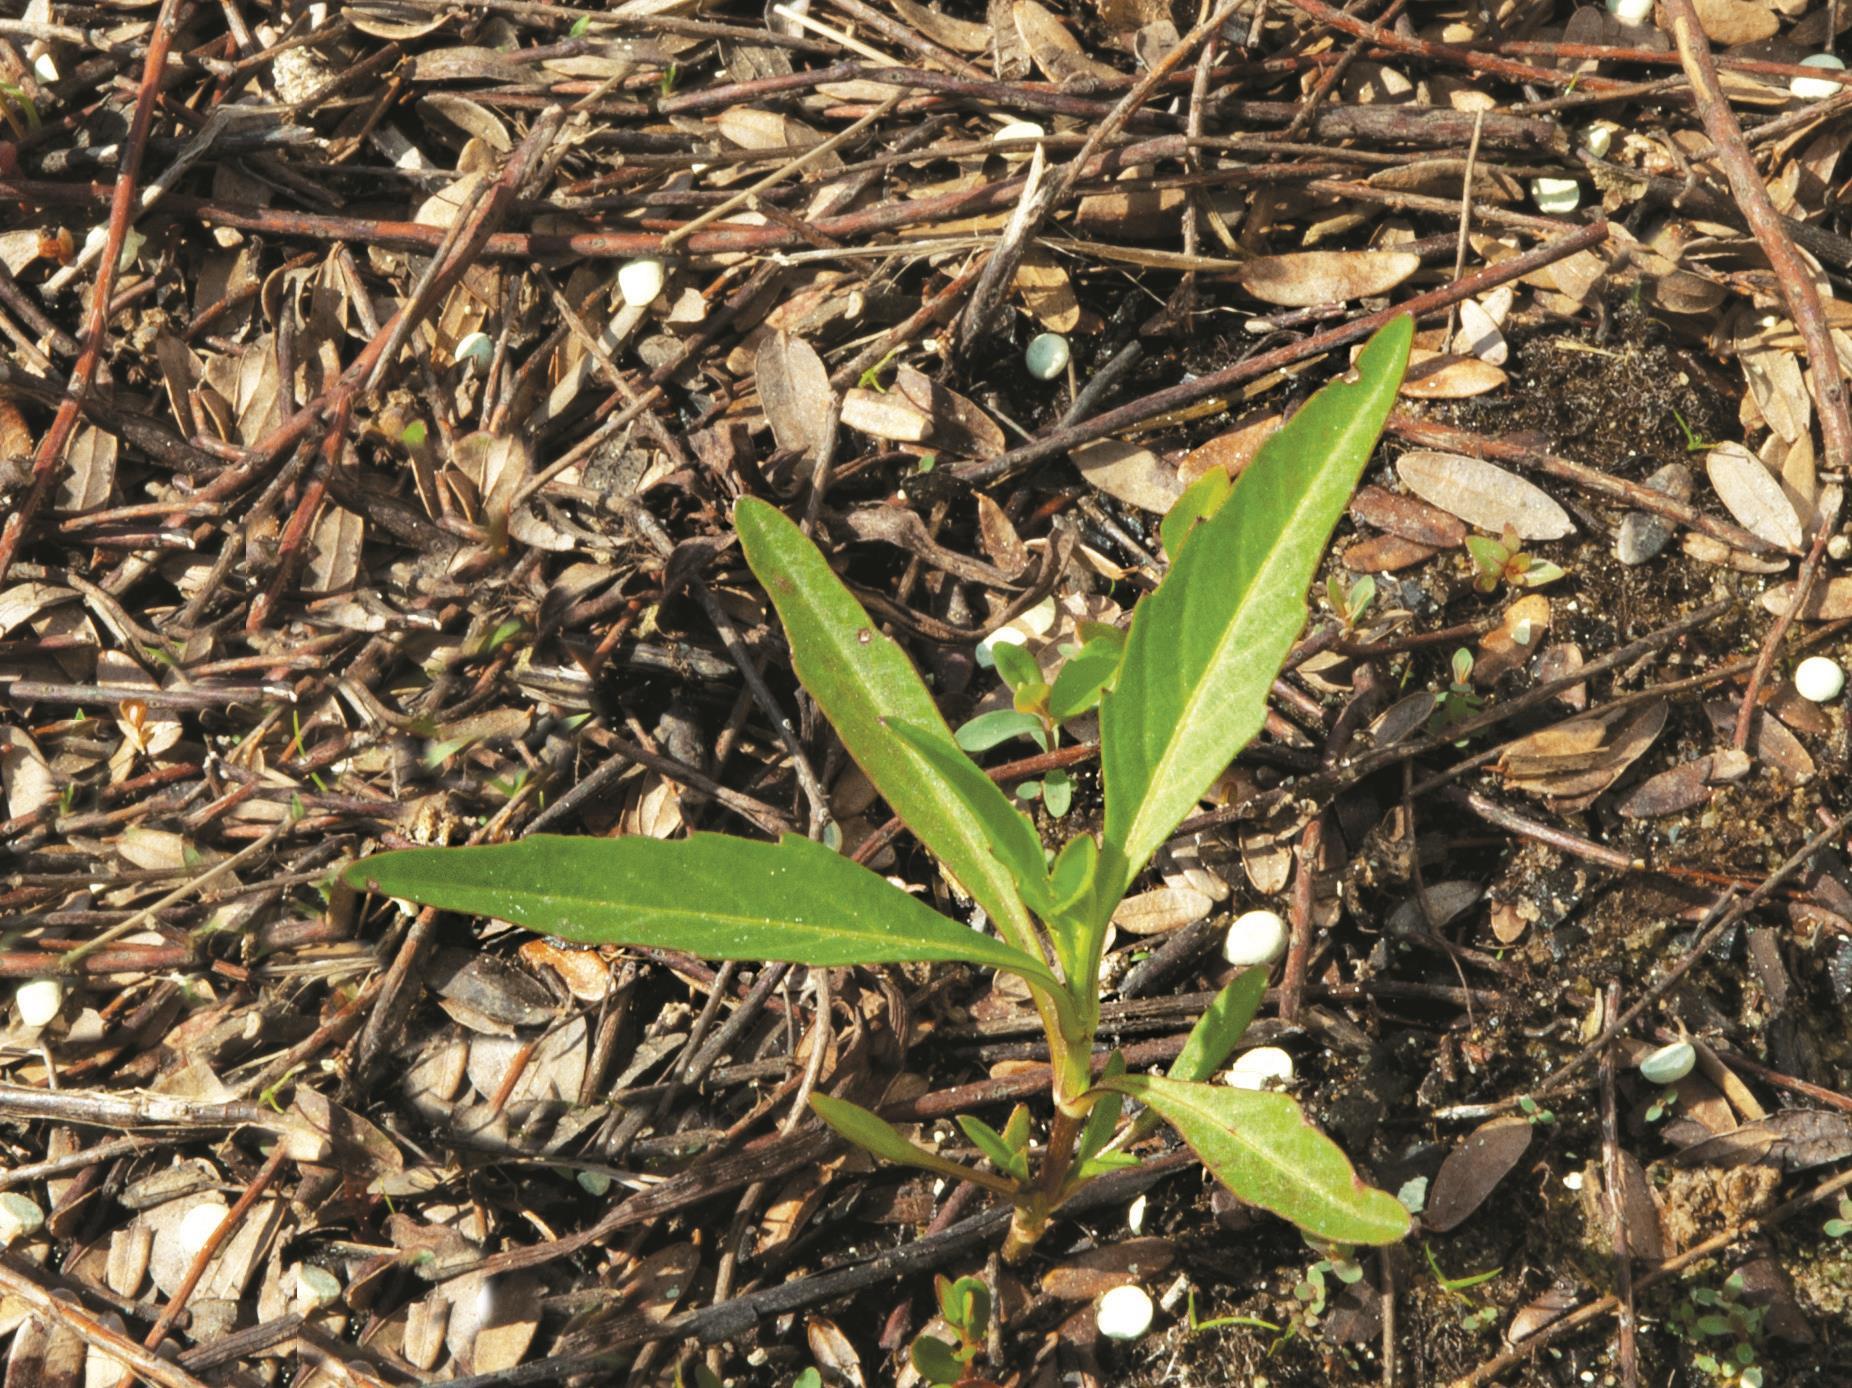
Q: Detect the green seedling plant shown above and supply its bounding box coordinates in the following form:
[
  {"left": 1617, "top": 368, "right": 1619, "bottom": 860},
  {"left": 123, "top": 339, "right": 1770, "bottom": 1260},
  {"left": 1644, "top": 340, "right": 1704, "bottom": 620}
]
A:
[
  {"left": 1824, "top": 1194, "right": 1852, "bottom": 1237},
  {"left": 1671, "top": 1271, "right": 1766, "bottom": 1387},
  {"left": 1465, "top": 523, "right": 1565, "bottom": 595},
  {"left": 911, "top": 1274, "right": 1002, "bottom": 1386},
  {"left": 1424, "top": 1244, "right": 1503, "bottom": 1334},
  {"left": 958, "top": 619, "right": 1126, "bottom": 815},
  {"left": 1429, "top": 648, "right": 1483, "bottom": 736},
  {"left": 342, "top": 316, "right": 1417, "bottom": 1261},
  {"left": 1325, "top": 574, "right": 1377, "bottom": 631}
]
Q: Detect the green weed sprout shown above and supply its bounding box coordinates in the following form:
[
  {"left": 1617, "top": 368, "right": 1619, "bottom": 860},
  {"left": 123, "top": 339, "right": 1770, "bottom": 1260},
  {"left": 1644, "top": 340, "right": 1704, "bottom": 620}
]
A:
[
  {"left": 911, "top": 1274, "right": 996, "bottom": 1384},
  {"left": 1465, "top": 523, "right": 1565, "bottom": 594},
  {"left": 343, "top": 316, "right": 1418, "bottom": 1260}
]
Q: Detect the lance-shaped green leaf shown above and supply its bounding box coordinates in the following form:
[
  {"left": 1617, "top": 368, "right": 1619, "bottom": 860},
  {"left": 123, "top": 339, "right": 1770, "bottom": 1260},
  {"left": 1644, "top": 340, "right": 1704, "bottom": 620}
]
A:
[
  {"left": 1128, "top": 967, "right": 1270, "bottom": 1143},
  {"left": 884, "top": 719, "right": 1052, "bottom": 922},
  {"left": 956, "top": 1114, "right": 1029, "bottom": 1183},
  {"left": 735, "top": 498, "right": 1041, "bottom": 950},
  {"left": 343, "top": 832, "right": 1058, "bottom": 984},
  {"left": 1098, "top": 316, "right": 1412, "bottom": 899},
  {"left": 1170, "top": 967, "right": 1268, "bottom": 1082},
  {"left": 1098, "top": 1073, "right": 1410, "bottom": 1245},
  {"left": 812, "top": 1094, "right": 1015, "bottom": 1195},
  {"left": 1159, "top": 468, "right": 1232, "bottom": 562},
  {"left": 1048, "top": 630, "right": 1126, "bottom": 721}
]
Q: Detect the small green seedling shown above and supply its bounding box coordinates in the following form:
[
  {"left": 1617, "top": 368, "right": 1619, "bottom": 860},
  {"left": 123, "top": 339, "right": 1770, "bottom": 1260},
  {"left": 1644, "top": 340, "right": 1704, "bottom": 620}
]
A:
[
  {"left": 1465, "top": 524, "right": 1565, "bottom": 595},
  {"left": 1291, "top": 1245, "right": 1363, "bottom": 1330},
  {"left": 1644, "top": 1085, "right": 1680, "bottom": 1124},
  {"left": 912, "top": 1275, "right": 998, "bottom": 1385},
  {"left": 1326, "top": 574, "right": 1376, "bottom": 630},
  {"left": 1670, "top": 405, "right": 1723, "bottom": 454},
  {"left": 1671, "top": 1272, "right": 1766, "bottom": 1386},
  {"left": 1425, "top": 1244, "right": 1503, "bottom": 1334},
  {"left": 1184, "top": 1286, "right": 1283, "bottom": 1336},
  {"left": 1517, "top": 1095, "right": 1556, "bottom": 1126},
  {"left": 966, "top": 620, "right": 1125, "bottom": 815},
  {"left": 1430, "top": 648, "right": 1484, "bottom": 735},
  {"left": 343, "top": 316, "right": 1417, "bottom": 1260},
  {"left": 1825, "top": 1195, "right": 1852, "bottom": 1238}
]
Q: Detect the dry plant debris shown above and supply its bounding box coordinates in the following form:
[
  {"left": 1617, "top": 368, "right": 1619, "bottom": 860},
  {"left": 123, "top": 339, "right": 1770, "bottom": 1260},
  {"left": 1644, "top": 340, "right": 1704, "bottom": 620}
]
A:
[{"left": 7, "top": 0, "right": 1852, "bottom": 1383}]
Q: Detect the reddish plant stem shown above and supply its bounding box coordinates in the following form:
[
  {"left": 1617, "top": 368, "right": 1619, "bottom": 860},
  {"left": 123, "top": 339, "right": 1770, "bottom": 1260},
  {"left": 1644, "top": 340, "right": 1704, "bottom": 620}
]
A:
[
  {"left": 1278, "top": 814, "right": 1324, "bottom": 1024},
  {"left": 0, "top": 0, "right": 183, "bottom": 584},
  {"left": 120, "top": 1145, "right": 288, "bottom": 1388},
  {"left": 1285, "top": 0, "right": 1624, "bottom": 91}
]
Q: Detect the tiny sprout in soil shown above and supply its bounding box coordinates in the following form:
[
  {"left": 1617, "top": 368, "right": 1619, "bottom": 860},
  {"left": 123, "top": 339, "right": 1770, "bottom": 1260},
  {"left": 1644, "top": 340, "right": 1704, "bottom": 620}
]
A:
[
  {"left": 345, "top": 318, "right": 1418, "bottom": 1260},
  {"left": 1465, "top": 523, "right": 1566, "bottom": 594}
]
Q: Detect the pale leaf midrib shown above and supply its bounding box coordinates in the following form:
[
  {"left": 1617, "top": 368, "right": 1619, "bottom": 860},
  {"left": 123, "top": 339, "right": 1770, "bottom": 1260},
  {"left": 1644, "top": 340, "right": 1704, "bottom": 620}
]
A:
[
  {"left": 1140, "top": 1079, "right": 1396, "bottom": 1237},
  {"left": 1118, "top": 476, "right": 1327, "bottom": 869},
  {"left": 1163, "top": 1085, "right": 1358, "bottom": 1231},
  {"left": 787, "top": 585, "right": 1039, "bottom": 940}
]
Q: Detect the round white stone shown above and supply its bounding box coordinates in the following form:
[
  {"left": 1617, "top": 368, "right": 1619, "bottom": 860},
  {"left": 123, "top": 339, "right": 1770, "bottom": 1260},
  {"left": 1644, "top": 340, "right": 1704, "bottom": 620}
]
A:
[
  {"left": 994, "top": 119, "right": 1046, "bottom": 145},
  {"left": 618, "top": 257, "right": 666, "bottom": 308},
  {"left": 1792, "top": 53, "right": 1847, "bottom": 101},
  {"left": 1796, "top": 656, "right": 1846, "bottom": 703},
  {"left": 1829, "top": 533, "right": 1852, "bottom": 560},
  {"left": 974, "top": 624, "right": 1030, "bottom": 670},
  {"left": 1025, "top": 332, "right": 1070, "bottom": 381},
  {"left": 1097, "top": 1283, "right": 1155, "bottom": 1341},
  {"left": 1638, "top": 1040, "right": 1695, "bottom": 1086},
  {"left": 295, "top": 1264, "right": 342, "bottom": 1311},
  {"left": 1530, "top": 177, "right": 1581, "bottom": 215},
  {"left": 1223, "top": 909, "right": 1288, "bottom": 967},
  {"left": 452, "top": 331, "right": 493, "bottom": 369},
  {"left": 1605, "top": 0, "right": 1652, "bottom": 23},
  {"left": 14, "top": 978, "right": 62, "bottom": 1029},
  {"left": 1582, "top": 123, "right": 1615, "bottom": 159},
  {"left": 178, "top": 1202, "right": 229, "bottom": 1259},
  {"left": 0, "top": 1194, "right": 42, "bottom": 1246},
  {"left": 1225, "top": 1045, "right": 1295, "bottom": 1091}
]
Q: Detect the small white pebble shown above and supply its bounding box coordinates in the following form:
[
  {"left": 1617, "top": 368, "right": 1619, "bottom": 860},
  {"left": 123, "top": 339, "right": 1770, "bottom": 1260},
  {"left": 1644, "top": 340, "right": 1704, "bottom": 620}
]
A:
[
  {"left": 0, "top": 1194, "right": 43, "bottom": 1246},
  {"left": 14, "top": 978, "right": 62, "bottom": 1029},
  {"left": 974, "top": 624, "right": 1030, "bottom": 670},
  {"left": 1828, "top": 533, "right": 1852, "bottom": 560},
  {"left": 1796, "top": 655, "right": 1846, "bottom": 704},
  {"left": 295, "top": 1264, "right": 342, "bottom": 1311},
  {"left": 1025, "top": 332, "right": 1070, "bottom": 381},
  {"left": 1530, "top": 177, "right": 1581, "bottom": 215},
  {"left": 1605, "top": 0, "right": 1652, "bottom": 22},
  {"left": 1638, "top": 1040, "right": 1695, "bottom": 1085},
  {"left": 1582, "top": 123, "right": 1615, "bottom": 159},
  {"left": 1097, "top": 1284, "right": 1155, "bottom": 1341},
  {"left": 1223, "top": 909, "right": 1288, "bottom": 967},
  {"left": 1225, "top": 1046, "right": 1295, "bottom": 1091},
  {"left": 1791, "top": 53, "right": 1847, "bottom": 101},
  {"left": 993, "top": 119, "right": 1046, "bottom": 145},
  {"left": 617, "top": 257, "right": 666, "bottom": 308},
  {"left": 31, "top": 52, "right": 58, "bottom": 84},
  {"left": 177, "top": 1202, "right": 229, "bottom": 1259},
  {"left": 452, "top": 331, "right": 493, "bottom": 369},
  {"left": 1562, "top": 1170, "right": 1585, "bottom": 1192},
  {"left": 1126, "top": 1192, "right": 1148, "bottom": 1234}
]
